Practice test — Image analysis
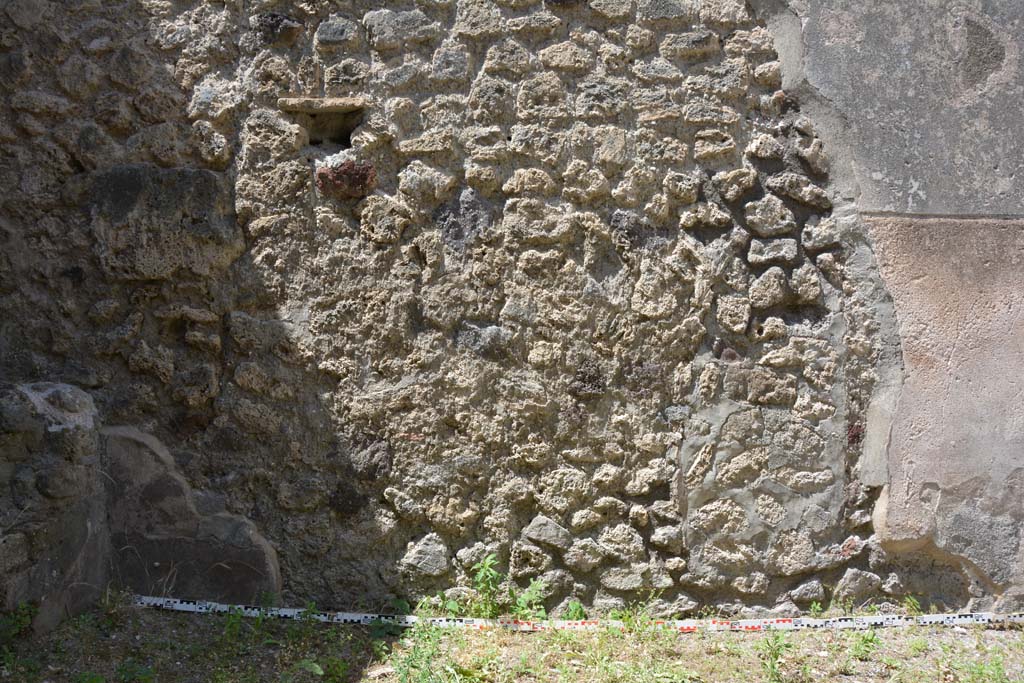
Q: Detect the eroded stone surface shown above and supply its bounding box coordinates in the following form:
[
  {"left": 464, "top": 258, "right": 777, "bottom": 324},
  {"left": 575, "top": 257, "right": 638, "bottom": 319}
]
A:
[
  {"left": 868, "top": 216, "right": 1024, "bottom": 609},
  {"left": 104, "top": 426, "right": 282, "bottom": 604},
  {"left": 0, "top": 0, "right": 984, "bottom": 615},
  {"left": 0, "top": 383, "right": 280, "bottom": 629}
]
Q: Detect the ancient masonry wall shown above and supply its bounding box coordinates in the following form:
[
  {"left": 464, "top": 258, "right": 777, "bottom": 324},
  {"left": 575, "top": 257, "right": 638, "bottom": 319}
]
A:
[{"left": 0, "top": 0, "right": 986, "bottom": 618}]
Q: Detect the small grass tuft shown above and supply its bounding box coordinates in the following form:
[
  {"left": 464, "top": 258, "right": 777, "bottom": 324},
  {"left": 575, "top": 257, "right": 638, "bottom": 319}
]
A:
[
  {"left": 511, "top": 578, "right": 547, "bottom": 621},
  {"left": 756, "top": 631, "right": 793, "bottom": 683},
  {"left": 850, "top": 629, "right": 881, "bottom": 661},
  {"left": 563, "top": 599, "right": 587, "bottom": 621},
  {"left": 902, "top": 595, "right": 923, "bottom": 616}
]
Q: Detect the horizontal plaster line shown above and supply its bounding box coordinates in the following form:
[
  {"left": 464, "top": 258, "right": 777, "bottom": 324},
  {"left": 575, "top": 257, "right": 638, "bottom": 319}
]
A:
[{"left": 860, "top": 211, "right": 1024, "bottom": 222}]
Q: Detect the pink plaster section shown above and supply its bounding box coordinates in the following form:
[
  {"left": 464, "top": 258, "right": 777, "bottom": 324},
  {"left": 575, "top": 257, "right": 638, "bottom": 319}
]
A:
[{"left": 867, "top": 215, "right": 1024, "bottom": 603}]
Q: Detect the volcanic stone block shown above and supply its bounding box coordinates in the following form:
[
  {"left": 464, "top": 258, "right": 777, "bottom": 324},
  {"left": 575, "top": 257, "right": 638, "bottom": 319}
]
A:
[
  {"left": 104, "top": 426, "right": 282, "bottom": 605},
  {"left": 89, "top": 164, "right": 242, "bottom": 280}
]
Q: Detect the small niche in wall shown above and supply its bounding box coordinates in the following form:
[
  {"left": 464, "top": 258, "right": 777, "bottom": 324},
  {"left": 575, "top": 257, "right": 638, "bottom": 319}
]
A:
[{"left": 278, "top": 96, "right": 367, "bottom": 149}]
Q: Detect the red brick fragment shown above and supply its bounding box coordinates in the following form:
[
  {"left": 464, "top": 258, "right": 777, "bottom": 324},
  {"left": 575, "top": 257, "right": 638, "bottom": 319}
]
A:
[{"left": 315, "top": 161, "right": 376, "bottom": 200}]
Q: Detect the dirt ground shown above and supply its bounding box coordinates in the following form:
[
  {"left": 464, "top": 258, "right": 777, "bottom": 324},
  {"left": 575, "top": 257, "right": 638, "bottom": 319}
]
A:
[{"left": 1, "top": 597, "right": 1022, "bottom": 683}]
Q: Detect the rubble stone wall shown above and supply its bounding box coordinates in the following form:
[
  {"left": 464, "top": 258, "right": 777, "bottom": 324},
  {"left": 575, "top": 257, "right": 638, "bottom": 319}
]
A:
[{"left": 1, "top": 0, "right": 1018, "bottom": 619}]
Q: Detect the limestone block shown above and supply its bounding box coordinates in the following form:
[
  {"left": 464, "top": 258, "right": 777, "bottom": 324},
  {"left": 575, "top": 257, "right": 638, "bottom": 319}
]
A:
[
  {"left": 401, "top": 534, "right": 451, "bottom": 577},
  {"left": 252, "top": 13, "right": 303, "bottom": 47},
  {"left": 454, "top": 0, "right": 504, "bottom": 39},
  {"left": 748, "top": 238, "right": 799, "bottom": 267},
  {"left": 660, "top": 31, "right": 719, "bottom": 61},
  {"left": 745, "top": 194, "right": 796, "bottom": 237},
  {"left": 765, "top": 172, "right": 831, "bottom": 210},
  {"left": 363, "top": 9, "right": 439, "bottom": 51},
  {"left": 636, "top": 0, "right": 697, "bottom": 24},
  {"left": 523, "top": 515, "right": 572, "bottom": 550},
  {"left": 314, "top": 15, "right": 361, "bottom": 51},
  {"left": 748, "top": 268, "right": 788, "bottom": 309}
]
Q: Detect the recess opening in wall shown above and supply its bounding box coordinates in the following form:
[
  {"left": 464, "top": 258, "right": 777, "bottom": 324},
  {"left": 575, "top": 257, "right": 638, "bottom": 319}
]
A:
[{"left": 278, "top": 96, "right": 368, "bottom": 149}]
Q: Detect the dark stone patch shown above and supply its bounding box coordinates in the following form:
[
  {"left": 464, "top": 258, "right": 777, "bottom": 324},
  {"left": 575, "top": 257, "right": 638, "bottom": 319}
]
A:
[
  {"left": 0, "top": 50, "right": 32, "bottom": 88},
  {"left": 569, "top": 358, "right": 606, "bottom": 399},
  {"left": 111, "top": 532, "right": 277, "bottom": 604},
  {"left": 610, "top": 209, "right": 674, "bottom": 249},
  {"left": 140, "top": 472, "right": 189, "bottom": 508},
  {"left": 59, "top": 266, "right": 85, "bottom": 285},
  {"left": 92, "top": 164, "right": 146, "bottom": 224},
  {"left": 307, "top": 110, "right": 364, "bottom": 147},
  {"left": 455, "top": 321, "right": 511, "bottom": 360},
  {"left": 610, "top": 209, "right": 646, "bottom": 248},
  {"left": 435, "top": 188, "right": 494, "bottom": 250},
  {"left": 575, "top": 78, "right": 627, "bottom": 119},
  {"left": 847, "top": 422, "right": 864, "bottom": 446},
  {"left": 350, "top": 440, "right": 392, "bottom": 481},
  {"left": 958, "top": 19, "right": 1005, "bottom": 89},
  {"left": 315, "top": 161, "right": 376, "bottom": 200},
  {"left": 621, "top": 358, "right": 666, "bottom": 398},
  {"left": 88, "top": 164, "right": 241, "bottom": 280},
  {"left": 252, "top": 12, "right": 303, "bottom": 46},
  {"left": 315, "top": 16, "right": 362, "bottom": 48},
  {"left": 328, "top": 480, "right": 368, "bottom": 517}
]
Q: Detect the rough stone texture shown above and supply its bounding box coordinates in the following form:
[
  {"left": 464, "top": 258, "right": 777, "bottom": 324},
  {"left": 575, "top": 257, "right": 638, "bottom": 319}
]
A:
[
  {"left": 104, "top": 426, "right": 282, "bottom": 604},
  {"left": 0, "top": 384, "right": 107, "bottom": 631},
  {"left": 0, "top": 0, "right": 1003, "bottom": 617},
  {"left": 868, "top": 216, "right": 1024, "bottom": 610},
  {"left": 315, "top": 160, "right": 377, "bottom": 200},
  {"left": 755, "top": 0, "right": 1024, "bottom": 611},
  {"left": 0, "top": 383, "right": 279, "bottom": 630}
]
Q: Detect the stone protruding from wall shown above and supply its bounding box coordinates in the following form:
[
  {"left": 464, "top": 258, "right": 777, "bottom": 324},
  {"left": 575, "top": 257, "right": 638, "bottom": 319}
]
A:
[
  {"left": 0, "top": 383, "right": 108, "bottom": 631},
  {"left": 0, "top": 383, "right": 280, "bottom": 631},
  {"left": 104, "top": 426, "right": 282, "bottom": 604}
]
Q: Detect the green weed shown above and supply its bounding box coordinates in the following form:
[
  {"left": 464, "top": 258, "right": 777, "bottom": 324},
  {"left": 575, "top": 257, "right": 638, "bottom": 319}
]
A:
[
  {"left": 391, "top": 598, "right": 413, "bottom": 615},
  {"left": 0, "top": 602, "right": 35, "bottom": 646},
  {"left": 511, "top": 578, "right": 547, "bottom": 621},
  {"left": 221, "top": 606, "right": 245, "bottom": 645},
  {"left": 756, "top": 631, "right": 793, "bottom": 683},
  {"left": 697, "top": 604, "right": 722, "bottom": 620},
  {"left": 321, "top": 656, "right": 350, "bottom": 683},
  {"left": 281, "top": 658, "right": 324, "bottom": 682},
  {"left": 563, "top": 599, "right": 587, "bottom": 621},
  {"left": 371, "top": 638, "right": 391, "bottom": 660},
  {"left": 115, "top": 658, "right": 155, "bottom": 683},
  {"left": 947, "top": 655, "right": 1011, "bottom": 683},
  {"left": 850, "top": 629, "right": 880, "bottom": 661},
  {"left": 902, "top": 595, "right": 923, "bottom": 616},
  {"left": 369, "top": 618, "right": 404, "bottom": 640},
  {"left": 74, "top": 674, "right": 106, "bottom": 683},
  {"left": 829, "top": 596, "right": 855, "bottom": 615},
  {"left": 391, "top": 624, "right": 446, "bottom": 683},
  {"left": 98, "top": 589, "right": 133, "bottom": 631},
  {"left": 468, "top": 554, "right": 503, "bottom": 619},
  {"left": 1, "top": 603, "right": 39, "bottom": 683},
  {"left": 609, "top": 603, "right": 654, "bottom": 634},
  {"left": 909, "top": 637, "right": 929, "bottom": 656}
]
